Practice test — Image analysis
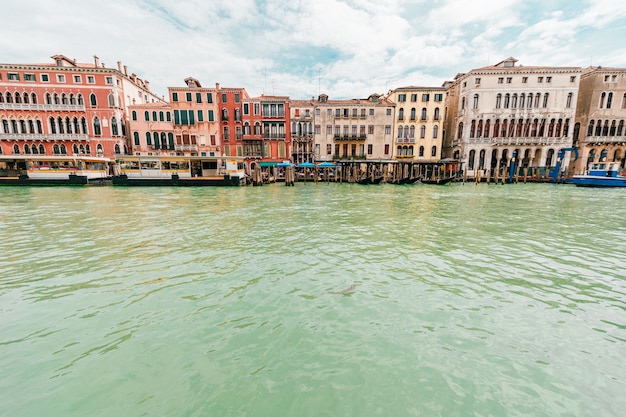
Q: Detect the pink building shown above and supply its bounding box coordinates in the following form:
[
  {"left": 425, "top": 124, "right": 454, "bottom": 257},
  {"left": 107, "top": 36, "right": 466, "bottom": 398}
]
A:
[{"left": 0, "top": 54, "right": 162, "bottom": 159}]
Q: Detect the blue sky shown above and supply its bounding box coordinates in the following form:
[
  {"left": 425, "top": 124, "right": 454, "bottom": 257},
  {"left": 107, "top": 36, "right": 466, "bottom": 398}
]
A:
[{"left": 3, "top": 0, "right": 626, "bottom": 99}]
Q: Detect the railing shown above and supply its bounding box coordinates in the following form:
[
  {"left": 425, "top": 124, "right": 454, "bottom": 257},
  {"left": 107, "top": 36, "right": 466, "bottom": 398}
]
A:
[
  {"left": 334, "top": 135, "right": 366, "bottom": 141},
  {"left": 0, "top": 133, "right": 90, "bottom": 141},
  {"left": 396, "top": 137, "right": 416, "bottom": 144},
  {"left": 263, "top": 112, "right": 285, "bottom": 118},
  {"left": 0, "top": 103, "right": 86, "bottom": 112},
  {"left": 585, "top": 135, "right": 626, "bottom": 144},
  {"left": 490, "top": 136, "right": 570, "bottom": 146},
  {"left": 262, "top": 133, "right": 286, "bottom": 139},
  {"left": 175, "top": 144, "right": 198, "bottom": 151}
]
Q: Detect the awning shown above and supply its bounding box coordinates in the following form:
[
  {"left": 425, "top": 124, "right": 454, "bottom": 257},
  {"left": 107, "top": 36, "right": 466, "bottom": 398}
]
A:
[{"left": 258, "top": 162, "right": 277, "bottom": 167}]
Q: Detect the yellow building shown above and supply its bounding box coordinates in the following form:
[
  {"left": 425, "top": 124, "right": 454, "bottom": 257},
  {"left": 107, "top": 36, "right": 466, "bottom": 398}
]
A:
[{"left": 386, "top": 86, "right": 446, "bottom": 161}]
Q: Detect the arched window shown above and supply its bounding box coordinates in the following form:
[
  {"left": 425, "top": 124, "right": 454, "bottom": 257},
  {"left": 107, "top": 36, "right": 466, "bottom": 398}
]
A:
[
  {"left": 457, "top": 122, "right": 463, "bottom": 139},
  {"left": 527, "top": 93, "right": 533, "bottom": 108},
  {"left": 595, "top": 119, "right": 602, "bottom": 136},
  {"left": 607, "top": 92, "right": 613, "bottom": 109},
  {"left": 511, "top": 94, "right": 518, "bottom": 108},
  {"left": 6, "top": 92, "right": 13, "bottom": 103},
  {"left": 60, "top": 144, "right": 67, "bottom": 154},
  {"left": 53, "top": 144, "right": 60, "bottom": 154},
  {"left": 28, "top": 119, "right": 35, "bottom": 134},
  {"left": 153, "top": 132, "right": 159, "bottom": 149},
  {"left": 24, "top": 144, "right": 31, "bottom": 154},
  {"left": 108, "top": 94, "right": 116, "bottom": 107},
  {"left": 70, "top": 94, "right": 76, "bottom": 105},
  {"left": 397, "top": 125, "right": 404, "bottom": 138},
  {"left": 78, "top": 94, "right": 84, "bottom": 105},
  {"left": 53, "top": 93, "right": 60, "bottom": 105},
  {"left": 114, "top": 144, "right": 121, "bottom": 154},
  {"left": 32, "top": 93, "right": 38, "bottom": 104},
  {"left": 93, "top": 117, "right": 101, "bottom": 135},
  {"left": 419, "top": 146, "right": 424, "bottom": 157},
  {"left": 79, "top": 144, "right": 86, "bottom": 154},
  {"left": 396, "top": 145, "right": 403, "bottom": 156},
  {"left": 49, "top": 116, "right": 57, "bottom": 134},
  {"left": 133, "top": 132, "right": 140, "bottom": 146},
  {"left": 493, "top": 120, "right": 500, "bottom": 138},
  {"left": 602, "top": 120, "right": 609, "bottom": 136},
  {"left": 478, "top": 149, "right": 486, "bottom": 169},
  {"left": 461, "top": 97, "right": 465, "bottom": 110},
  {"left": 543, "top": 93, "right": 549, "bottom": 108},
  {"left": 159, "top": 111, "right": 164, "bottom": 122},
  {"left": 468, "top": 149, "right": 476, "bottom": 170},
  {"left": 587, "top": 120, "right": 595, "bottom": 136},
  {"left": 420, "top": 125, "right": 426, "bottom": 139},
  {"left": 144, "top": 111, "right": 149, "bottom": 122},
  {"left": 618, "top": 120, "right": 624, "bottom": 136},
  {"left": 23, "top": 92, "right": 29, "bottom": 104},
  {"left": 483, "top": 120, "right": 490, "bottom": 138},
  {"left": 62, "top": 94, "right": 68, "bottom": 105},
  {"left": 161, "top": 132, "right": 167, "bottom": 149},
  {"left": 152, "top": 111, "right": 157, "bottom": 121},
  {"left": 431, "top": 146, "right": 437, "bottom": 157},
  {"left": 398, "top": 108, "right": 404, "bottom": 120},
  {"left": 13, "top": 144, "right": 20, "bottom": 154},
  {"left": 132, "top": 111, "right": 137, "bottom": 121},
  {"left": 566, "top": 93, "right": 573, "bottom": 108},
  {"left": 39, "top": 144, "right": 45, "bottom": 155},
  {"left": 421, "top": 108, "right": 427, "bottom": 120},
  {"left": 57, "top": 117, "right": 64, "bottom": 134},
  {"left": 610, "top": 120, "right": 617, "bottom": 136},
  {"left": 472, "top": 94, "right": 479, "bottom": 109},
  {"left": 410, "top": 108, "right": 416, "bottom": 120},
  {"left": 409, "top": 125, "right": 415, "bottom": 138},
  {"left": 97, "top": 144, "right": 103, "bottom": 155},
  {"left": 146, "top": 132, "right": 152, "bottom": 145},
  {"left": 65, "top": 117, "right": 72, "bottom": 133},
  {"left": 504, "top": 94, "right": 510, "bottom": 108},
  {"left": 90, "top": 94, "right": 97, "bottom": 107},
  {"left": 0, "top": 93, "right": 4, "bottom": 103},
  {"left": 495, "top": 93, "right": 502, "bottom": 109},
  {"left": 434, "top": 107, "right": 440, "bottom": 120},
  {"left": 37, "top": 120, "right": 43, "bottom": 134},
  {"left": 168, "top": 133, "right": 174, "bottom": 149},
  {"left": 600, "top": 92, "right": 606, "bottom": 108},
  {"left": 477, "top": 120, "right": 483, "bottom": 138},
  {"left": 222, "top": 108, "right": 228, "bottom": 121},
  {"left": 73, "top": 144, "right": 79, "bottom": 154}
]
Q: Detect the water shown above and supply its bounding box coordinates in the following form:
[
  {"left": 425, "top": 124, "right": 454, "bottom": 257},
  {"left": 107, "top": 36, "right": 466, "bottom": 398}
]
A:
[{"left": 1, "top": 183, "right": 625, "bottom": 417}]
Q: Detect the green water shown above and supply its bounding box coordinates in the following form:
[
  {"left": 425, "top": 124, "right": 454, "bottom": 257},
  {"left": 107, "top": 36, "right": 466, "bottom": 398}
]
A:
[{"left": 0, "top": 183, "right": 624, "bottom": 417}]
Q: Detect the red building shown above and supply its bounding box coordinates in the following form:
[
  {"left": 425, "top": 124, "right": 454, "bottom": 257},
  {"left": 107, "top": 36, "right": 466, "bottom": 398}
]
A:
[
  {"left": 242, "top": 95, "right": 291, "bottom": 168},
  {"left": 0, "top": 54, "right": 162, "bottom": 159}
]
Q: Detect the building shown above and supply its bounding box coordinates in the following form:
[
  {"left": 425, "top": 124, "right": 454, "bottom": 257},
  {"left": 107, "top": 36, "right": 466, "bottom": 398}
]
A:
[
  {"left": 386, "top": 86, "right": 446, "bottom": 161},
  {"left": 572, "top": 67, "right": 626, "bottom": 173},
  {"left": 289, "top": 99, "right": 315, "bottom": 164},
  {"left": 242, "top": 95, "right": 291, "bottom": 167},
  {"left": 445, "top": 57, "right": 581, "bottom": 179},
  {"left": 0, "top": 54, "right": 162, "bottom": 159},
  {"left": 127, "top": 102, "right": 174, "bottom": 155},
  {"left": 311, "top": 93, "right": 395, "bottom": 162}
]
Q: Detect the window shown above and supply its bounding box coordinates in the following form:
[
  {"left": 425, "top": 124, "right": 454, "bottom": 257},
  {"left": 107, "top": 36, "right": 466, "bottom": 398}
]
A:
[
  {"left": 186, "top": 92, "right": 192, "bottom": 102},
  {"left": 506, "top": 77, "right": 512, "bottom": 84},
  {"left": 570, "top": 76, "right": 576, "bottom": 83},
  {"left": 172, "top": 92, "right": 178, "bottom": 102},
  {"left": 370, "top": 109, "right": 374, "bottom": 115},
  {"left": 93, "top": 117, "right": 101, "bottom": 135},
  {"left": 106, "top": 76, "right": 113, "bottom": 84},
  {"left": 474, "top": 78, "right": 481, "bottom": 85},
  {"left": 522, "top": 77, "right": 528, "bottom": 83},
  {"left": 221, "top": 93, "right": 227, "bottom": 103},
  {"left": 431, "top": 146, "right": 437, "bottom": 157},
  {"left": 40, "top": 74, "right": 49, "bottom": 82},
  {"left": 235, "top": 93, "right": 240, "bottom": 103},
  {"left": 197, "top": 110, "right": 204, "bottom": 122},
  {"left": 90, "top": 94, "right": 97, "bottom": 107},
  {"left": 422, "top": 94, "right": 430, "bottom": 101},
  {"left": 496, "top": 94, "right": 502, "bottom": 109},
  {"left": 411, "top": 94, "right": 417, "bottom": 102},
  {"left": 434, "top": 93, "right": 443, "bottom": 102},
  {"left": 87, "top": 76, "right": 95, "bottom": 84},
  {"left": 498, "top": 77, "right": 504, "bottom": 84},
  {"left": 546, "top": 76, "right": 552, "bottom": 83},
  {"left": 385, "top": 125, "right": 391, "bottom": 134},
  {"left": 73, "top": 75, "right": 81, "bottom": 83},
  {"left": 472, "top": 94, "right": 479, "bottom": 109},
  {"left": 196, "top": 92, "right": 202, "bottom": 103},
  {"left": 566, "top": 93, "right": 573, "bottom": 108},
  {"left": 433, "top": 125, "right": 439, "bottom": 138},
  {"left": 607, "top": 92, "right": 613, "bottom": 109},
  {"left": 24, "top": 73, "right": 36, "bottom": 82},
  {"left": 384, "top": 144, "right": 389, "bottom": 155},
  {"left": 398, "top": 94, "right": 406, "bottom": 102},
  {"left": 207, "top": 93, "right": 213, "bottom": 103},
  {"left": 57, "top": 74, "right": 66, "bottom": 83},
  {"left": 243, "top": 103, "right": 249, "bottom": 115},
  {"left": 421, "top": 108, "right": 427, "bottom": 120},
  {"left": 327, "top": 144, "right": 332, "bottom": 154},
  {"left": 7, "top": 72, "right": 19, "bottom": 81},
  {"left": 132, "top": 111, "right": 137, "bottom": 121},
  {"left": 386, "top": 109, "right": 392, "bottom": 116},
  {"left": 208, "top": 110, "right": 214, "bottom": 122},
  {"left": 538, "top": 77, "right": 543, "bottom": 83}
]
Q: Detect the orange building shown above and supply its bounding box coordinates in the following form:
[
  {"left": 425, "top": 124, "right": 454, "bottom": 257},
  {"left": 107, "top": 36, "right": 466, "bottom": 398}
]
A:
[
  {"left": 0, "top": 54, "right": 162, "bottom": 158},
  {"left": 242, "top": 95, "right": 291, "bottom": 168}
]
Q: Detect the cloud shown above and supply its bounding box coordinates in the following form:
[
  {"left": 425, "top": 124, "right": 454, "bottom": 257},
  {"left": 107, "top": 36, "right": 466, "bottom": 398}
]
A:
[{"left": 1, "top": 0, "right": 625, "bottom": 99}]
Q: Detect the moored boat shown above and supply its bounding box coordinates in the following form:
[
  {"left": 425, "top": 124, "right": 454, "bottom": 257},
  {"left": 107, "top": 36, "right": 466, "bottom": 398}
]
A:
[
  {"left": 0, "top": 155, "right": 110, "bottom": 185},
  {"left": 112, "top": 155, "right": 247, "bottom": 186},
  {"left": 571, "top": 162, "right": 626, "bottom": 187}
]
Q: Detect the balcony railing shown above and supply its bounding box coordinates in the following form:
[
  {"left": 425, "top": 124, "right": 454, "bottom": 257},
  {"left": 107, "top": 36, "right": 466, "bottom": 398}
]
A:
[
  {"left": 396, "top": 137, "right": 416, "bottom": 144},
  {"left": 490, "top": 136, "right": 570, "bottom": 146},
  {"left": 333, "top": 135, "right": 366, "bottom": 141},
  {"left": 175, "top": 144, "right": 198, "bottom": 152},
  {"left": 262, "top": 133, "right": 286, "bottom": 139},
  {"left": 585, "top": 135, "right": 626, "bottom": 144},
  {"left": 0, "top": 133, "right": 90, "bottom": 141},
  {"left": 0, "top": 103, "right": 87, "bottom": 112}
]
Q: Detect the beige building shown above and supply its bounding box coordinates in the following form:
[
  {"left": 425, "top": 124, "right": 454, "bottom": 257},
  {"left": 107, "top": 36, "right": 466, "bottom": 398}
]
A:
[
  {"left": 386, "top": 86, "right": 446, "bottom": 161},
  {"left": 572, "top": 67, "right": 626, "bottom": 173},
  {"left": 445, "top": 57, "right": 581, "bottom": 179},
  {"left": 311, "top": 93, "right": 395, "bottom": 162}
]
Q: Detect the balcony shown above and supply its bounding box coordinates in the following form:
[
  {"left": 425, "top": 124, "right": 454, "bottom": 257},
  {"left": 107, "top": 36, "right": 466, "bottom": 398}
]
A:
[
  {"left": 396, "top": 137, "right": 416, "bottom": 144},
  {"left": 264, "top": 112, "right": 285, "bottom": 118},
  {"left": 585, "top": 135, "right": 626, "bottom": 145},
  {"left": 0, "top": 133, "right": 90, "bottom": 141},
  {"left": 262, "top": 133, "right": 286, "bottom": 139},
  {"left": 175, "top": 144, "right": 198, "bottom": 152},
  {"left": 490, "top": 136, "right": 570, "bottom": 146},
  {"left": 334, "top": 135, "right": 365, "bottom": 141},
  {"left": 0, "top": 102, "right": 87, "bottom": 112}
]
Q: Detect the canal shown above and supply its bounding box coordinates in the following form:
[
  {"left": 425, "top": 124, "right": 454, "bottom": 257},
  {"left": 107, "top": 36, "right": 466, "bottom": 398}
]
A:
[{"left": 1, "top": 183, "right": 624, "bottom": 416}]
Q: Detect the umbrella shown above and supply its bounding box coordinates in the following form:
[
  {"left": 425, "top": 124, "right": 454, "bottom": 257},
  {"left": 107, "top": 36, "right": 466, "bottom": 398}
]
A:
[
  {"left": 318, "top": 161, "right": 336, "bottom": 167},
  {"left": 297, "top": 162, "right": 315, "bottom": 167}
]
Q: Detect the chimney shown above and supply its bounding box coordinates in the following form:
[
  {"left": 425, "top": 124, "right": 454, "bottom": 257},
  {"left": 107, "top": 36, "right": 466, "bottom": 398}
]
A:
[
  {"left": 94, "top": 55, "right": 100, "bottom": 67},
  {"left": 145, "top": 80, "right": 150, "bottom": 90},
  {"left": 216, "top": 82, "right": 220, "bottom": 90},
  {"left": 124, "top": 65, "right": 128, "bottom": 76},
  {"left": 117, "top": 61, "right": 122, "bottom": 72}
]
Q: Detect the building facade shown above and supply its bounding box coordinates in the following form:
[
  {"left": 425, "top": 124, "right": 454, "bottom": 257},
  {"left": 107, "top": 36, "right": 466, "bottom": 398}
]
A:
[
  {"left": 311, "top": 94, "right": 395, "bottom": 162},
  {"left": 242, "top": 95, "right": 291, "bottom": 166},
  {"left": 572, "top": 67, "right": 626, "bottom": 173},
  {"left": 0, "top": 54, "right": 162, "bottom": 159},
  {"left": 446, "top": 57, "right": 581, "bottom": 178},
  {"left": 289, "top": 99, "right": 315, "bottom": 164},
  {"left": 387, "top": 86, "right": 446, "bottom": 161}
]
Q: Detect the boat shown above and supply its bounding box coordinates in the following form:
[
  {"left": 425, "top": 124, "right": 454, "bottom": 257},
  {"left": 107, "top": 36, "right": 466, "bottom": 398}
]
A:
[
  {"left": 571, "top": 162, "right": 626, "bottom": 187},
  {"left": 421, "top": 175, "right": 456, "bottom": 185},
  {"left": 0, "top": 155, "right": 110, "bottom": 185},
  {"left": 357, "top": 175, "right": 383, "bottom": 185},
  {"left": 112, "top": 155, "right": 247, "bottom": 186}
]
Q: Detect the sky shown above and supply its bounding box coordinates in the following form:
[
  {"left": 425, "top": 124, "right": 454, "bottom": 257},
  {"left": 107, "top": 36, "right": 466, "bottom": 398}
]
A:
[{"left": 2, "top": 0, "right": 626, "bottom": 100}]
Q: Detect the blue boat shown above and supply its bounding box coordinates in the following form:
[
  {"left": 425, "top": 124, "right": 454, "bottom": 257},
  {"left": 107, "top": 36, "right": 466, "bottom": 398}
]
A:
[{"left": 571, "top": 162, "right": 626, "bottom": 187}]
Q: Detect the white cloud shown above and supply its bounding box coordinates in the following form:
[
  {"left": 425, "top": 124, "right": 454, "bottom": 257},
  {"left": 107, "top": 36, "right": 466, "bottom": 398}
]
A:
[{"left": 1, "top": 0, "right": 625, "bottom": 99}]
